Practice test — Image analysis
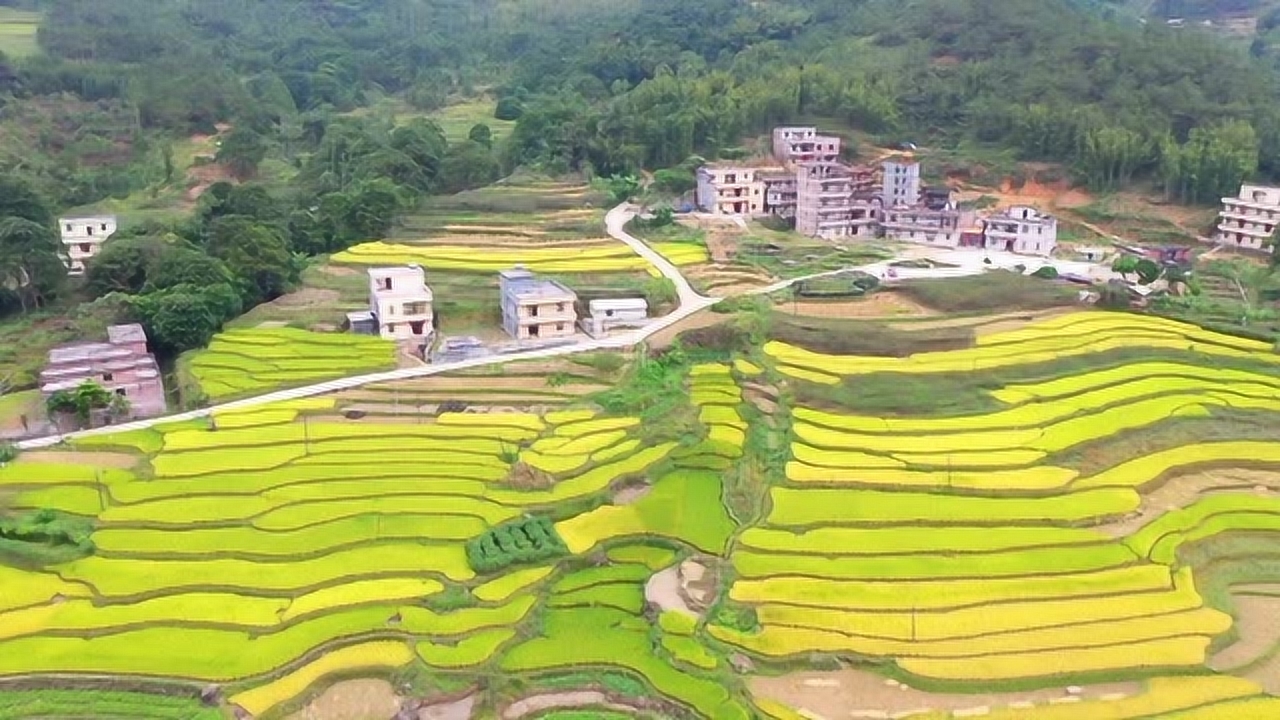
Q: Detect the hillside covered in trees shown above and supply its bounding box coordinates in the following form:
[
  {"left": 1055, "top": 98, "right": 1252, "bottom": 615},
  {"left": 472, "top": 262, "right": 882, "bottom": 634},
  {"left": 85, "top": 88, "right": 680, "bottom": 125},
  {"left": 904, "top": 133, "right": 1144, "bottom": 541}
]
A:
[{"left": 0, "top": 0, "right": 1278, "bottom": 350}]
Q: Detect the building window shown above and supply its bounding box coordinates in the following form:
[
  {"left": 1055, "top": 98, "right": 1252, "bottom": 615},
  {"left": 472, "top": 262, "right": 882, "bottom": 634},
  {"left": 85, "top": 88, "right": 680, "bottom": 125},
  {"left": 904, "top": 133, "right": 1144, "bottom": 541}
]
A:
[
  {"left": 555, "top": 303, "right": 565, "bottom": 313},
  {"left": 605, "top": 309, "right": 615, "bottom": 317},
  {"left": 556, "top": 323, "right": 565, "bottom": 332},
  {"left": 387, "top": 323, "right": 396, "bottom": 332},
  {"left": 80, "top": 243, "right": 90, "bottom": 253},
  {"left": 87, "top": 227, "right": 93, "bottom": 236},
  {"left": 102, "top": 372, "right": 114, "bottom": 382},
  {"left": 115, "top": 388, "right": 127, "bottom": 397},
  {"left": 65, "top": 223, "right": 72, "bottom": 232},
  {"left": 404, "top": 301, "right": 428, "bottom": 315},
  {"left": 101, "top": 223, "right": 108, "bottom": 231},
  {"left": 529, "top": 305, "right": 539, "bottom": 317}
]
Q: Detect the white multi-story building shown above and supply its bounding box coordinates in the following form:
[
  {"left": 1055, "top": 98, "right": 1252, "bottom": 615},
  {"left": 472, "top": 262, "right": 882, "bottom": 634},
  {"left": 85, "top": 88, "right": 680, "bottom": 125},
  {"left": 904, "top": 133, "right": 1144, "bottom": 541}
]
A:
[
  {"left": 695, "top": 165, "right": 767, "bottom": 216},
  {"left": 1213, "top": 184, "right": 1280, "bottom": 252},
  {"left": 982, "top": 205, "right": 1058, "bottom": 257},
  {"left": 367, "top": 265, "right": 434, "bottom": 342},
  {"left": 59, "top": 215, "right": 117, "bottom": 275},
  {"left": 882, "top": 160, "right": 922, "bottom": 209},
  {"left": 771, "top": 126, "right": 842, "bottom": 165},
  {"left": 499, "top": 266, "right": 578, "bottom": 341}
]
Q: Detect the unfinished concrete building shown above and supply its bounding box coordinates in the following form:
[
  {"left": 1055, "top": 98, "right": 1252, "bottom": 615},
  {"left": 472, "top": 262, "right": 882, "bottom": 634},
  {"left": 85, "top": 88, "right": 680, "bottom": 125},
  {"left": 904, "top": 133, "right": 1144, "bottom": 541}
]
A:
[
  {"left": 59, "top": 215, "right": 118, "bottom": 276},
  {"left": 1213, "top": 183, "right": 1280, "bottom": 252},
  {"left": 982, "top": 205, "right": 1058, "bottom": 256},
  {"left": 771, "top": 126, "right": 842, "bottom": 165},
  {"left": 499, "top": 266, "right": 578, "bottom": 341},
  {"left": 40, "top": 323, "right": 165, "bottom": 418},
  {"left": 794, "top": 163, "right": 879, "bottom": 240},
  {"left": 882, "top": 159, "right": 922, "bottom": 209}
]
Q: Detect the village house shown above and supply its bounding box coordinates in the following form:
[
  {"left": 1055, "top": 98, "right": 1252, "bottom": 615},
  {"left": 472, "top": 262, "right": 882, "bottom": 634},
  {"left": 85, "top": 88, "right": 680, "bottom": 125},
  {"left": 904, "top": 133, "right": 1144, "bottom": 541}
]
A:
[
  {"left": 1213, "top": 183, "right": 1280, "bottom": 252},
  {"left": 59, "top": 214, "right": 117, "bottom": 275},
  {"left": 695, "top": 164, "right": 767, "bottom": 217},
  {"left": 982, "top": 205, "right": 1058, "bottom": 257},
  {"left": 580, "top": 298, "right": 649, "bottom": 338},
  {"left": 499, "top": 266, "right": 578, "bottom": 341},
  {"left": 881, "top": 159, "right": 922, "bottom": 208},
  {"left": 771, "top": 126, "right": 842, "bottom": 165},
  {"left": 364, "top": 265, "right": 434, "bottom": 345},
  {"left": 794, "top": 162, "right": 880, "bottom": 240},
  {"left": 39, "top": 323, "right": 165, "bottom": 418}
]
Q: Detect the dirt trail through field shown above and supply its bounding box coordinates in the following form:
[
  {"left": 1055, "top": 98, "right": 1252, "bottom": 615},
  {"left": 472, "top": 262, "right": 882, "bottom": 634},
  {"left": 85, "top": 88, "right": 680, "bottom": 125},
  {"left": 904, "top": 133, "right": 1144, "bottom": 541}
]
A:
[
  {"left": 1210, "top": 594, "right": 1280, "bottom": 671},
  {"left": 502, "top": 691, "right": 644, "bottom": 720},
  {"left": 19, "top": 451, "right": 138, "bottom": 469},
  {"left": 779, "top": 292, "right": 936, "bottom": 319},
  {"left": 285, "top": 679, "right": 401, "bottom": 720},
  {"left": 1098, "top": 468, "right": 1280, "bottom": 539},
  {"left": 750, "top": 669, "right": 1138, "bottom": 719}
]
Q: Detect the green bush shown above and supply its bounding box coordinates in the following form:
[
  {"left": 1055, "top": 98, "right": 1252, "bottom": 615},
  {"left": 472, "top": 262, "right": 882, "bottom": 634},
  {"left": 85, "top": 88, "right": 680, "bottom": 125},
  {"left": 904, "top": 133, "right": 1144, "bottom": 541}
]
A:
[
  {"left": 1031, "top": 265, "right": 1060, "bottom": 279},
  {"left": 494, "top": 97, "right": 524, "bottom": 121},
  {"left": 465, "top": 515, "right": 568, "bottom": 574}
]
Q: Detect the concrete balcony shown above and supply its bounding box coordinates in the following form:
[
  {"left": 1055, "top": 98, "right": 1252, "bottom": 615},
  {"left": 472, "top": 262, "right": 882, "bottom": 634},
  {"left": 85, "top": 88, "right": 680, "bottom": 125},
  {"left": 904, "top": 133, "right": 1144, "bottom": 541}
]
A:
[{"left": 1216, "top": 222, "right": 1274, "bottom": 239}]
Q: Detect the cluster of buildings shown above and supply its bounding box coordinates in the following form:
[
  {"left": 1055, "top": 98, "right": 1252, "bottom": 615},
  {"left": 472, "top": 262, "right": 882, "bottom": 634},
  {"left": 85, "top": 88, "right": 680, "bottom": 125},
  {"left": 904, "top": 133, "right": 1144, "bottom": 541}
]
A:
[
  {"left": 696, "top": 126, "right": 1059, "bottom": 257},
  {"left": 348, "top": 264, "right": 648, "bottom": 349}
]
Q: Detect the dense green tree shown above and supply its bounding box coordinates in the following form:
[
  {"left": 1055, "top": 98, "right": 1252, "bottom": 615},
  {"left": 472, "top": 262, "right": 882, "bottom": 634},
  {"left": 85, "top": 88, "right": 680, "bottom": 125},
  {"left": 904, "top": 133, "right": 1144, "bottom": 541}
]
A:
[
  {"left": 468, "top": 123, "right": 493, "bottom": 148},
  {"left": 0, "top": 218, "right": 65, "bottom": 312},
  {"left": 84, "top": 236, "right": 168, "bottom": 296},
  {"left": 144, "top": 246, "right": 235, "bottom": 293},
  {"left": 216, "top": 127, "right": 269, "bottom": 179},
  {"left": 439, "top": 142, "right": 501, "bottom": 194},
  {"left": 203, "top": 215, "right": 296, "bottom": 304}
]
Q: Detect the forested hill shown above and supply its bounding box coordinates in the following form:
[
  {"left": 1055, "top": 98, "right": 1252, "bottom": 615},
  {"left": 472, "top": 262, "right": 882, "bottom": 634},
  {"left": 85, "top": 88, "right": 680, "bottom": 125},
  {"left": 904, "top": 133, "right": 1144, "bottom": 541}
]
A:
[{"left": 0, "top": 0, "right": 1278, "bottom": 335}]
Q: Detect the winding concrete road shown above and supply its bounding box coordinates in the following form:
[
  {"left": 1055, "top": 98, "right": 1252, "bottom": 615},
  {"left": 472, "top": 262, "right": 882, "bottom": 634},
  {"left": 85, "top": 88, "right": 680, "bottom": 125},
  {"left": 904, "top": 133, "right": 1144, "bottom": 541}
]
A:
[{"left": 16, "top": 205, "right": 1111, "bottom": 450}]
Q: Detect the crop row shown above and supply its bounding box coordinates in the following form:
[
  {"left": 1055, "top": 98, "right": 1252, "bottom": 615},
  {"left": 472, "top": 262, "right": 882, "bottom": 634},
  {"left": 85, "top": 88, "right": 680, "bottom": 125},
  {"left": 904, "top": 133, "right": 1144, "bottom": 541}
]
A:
[
  {"left": 501, "top": 607, "right": 749, "bottom": 720},
  {"left": 765, "top": 486, "right": 1139, "bottom": 527},
  {"left": 766, "top": 314, "right": 1280, "bottom": 379},
  {"left": 0, "top": 595, "right": 535, "bottom": 680},
  {"left": 229, "top": 640, "right": 414, "bottom": 716},
  {"left": 979, "top": 311, "right": 1272, "bottom": 352},
  {"left": 714, "top": 626, "right": 1221, "bottom": 681},
  {"left": 332, "top": 241, "right": 706, "bottom": 272},
  {"left": 991, "top": 360, "right": 1280, "bottom": 404},
  {"left": 747, "top": 567, "right": 1203, "bottom": 643},
  {"left": 555, "top": 470, "right": 736, "bottom": 555},
  {"left": 1125, "top": 494, "right": 1280, "bottom": 563},
  {"left": 792, "top": 394, "right": 1237, "bottom": 460}
]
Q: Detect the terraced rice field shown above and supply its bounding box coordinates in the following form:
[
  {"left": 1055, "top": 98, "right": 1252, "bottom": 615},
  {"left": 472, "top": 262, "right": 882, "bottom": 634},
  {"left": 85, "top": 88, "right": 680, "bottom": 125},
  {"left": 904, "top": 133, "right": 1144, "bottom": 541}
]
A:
[
  {"left": 333, "top": 179, "right": 706, "bottom": 275},
  {"left": 7, "top": 310, "right": 1280, "bottom": 719},
  {"left": 181, "top": 326, "right": 396, "bottom": 400}
]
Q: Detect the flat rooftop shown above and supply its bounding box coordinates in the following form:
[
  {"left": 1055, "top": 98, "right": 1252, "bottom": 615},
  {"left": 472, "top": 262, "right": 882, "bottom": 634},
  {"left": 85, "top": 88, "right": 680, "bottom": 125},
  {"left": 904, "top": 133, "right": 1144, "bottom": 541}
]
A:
[{"left": 107, "top": 323, "right": 148, "bottom": 345}]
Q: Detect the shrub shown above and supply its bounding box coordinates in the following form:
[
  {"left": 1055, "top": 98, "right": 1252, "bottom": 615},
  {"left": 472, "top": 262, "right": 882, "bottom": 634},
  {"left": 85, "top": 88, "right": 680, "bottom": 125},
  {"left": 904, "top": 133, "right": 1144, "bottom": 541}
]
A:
[
  {"left": 465, "top": 515, "right": 569, "bottom": 574},
  {"left": 494, "top": 97, "right": 524, "bottom": 121},
  {"left": 1031, "top": 265, "right": 1060, "bottom": 279},
  {"left": 651, "top": 168, "right": 695, "bottom": 195}
]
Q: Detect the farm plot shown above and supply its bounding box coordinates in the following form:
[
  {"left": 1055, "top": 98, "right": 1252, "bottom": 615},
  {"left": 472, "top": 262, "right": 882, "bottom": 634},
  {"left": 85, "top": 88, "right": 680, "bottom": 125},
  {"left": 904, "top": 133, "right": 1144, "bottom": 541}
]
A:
[
  {"left": 766, "top": 311, "right": 1280, "bottom": 380},
  {"left": 183, "top": 327, "right": 395, "bottom": 399},
  {"left": 10, "top": 307, "right": 1280, "bottom": 713}
]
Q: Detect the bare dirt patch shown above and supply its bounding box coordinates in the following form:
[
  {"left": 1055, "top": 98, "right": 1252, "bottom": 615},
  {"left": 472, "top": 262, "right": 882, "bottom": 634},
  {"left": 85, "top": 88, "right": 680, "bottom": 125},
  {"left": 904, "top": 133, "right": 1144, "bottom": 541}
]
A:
[
  {"left": 270, "top": 288, "right": 342, "bottom": 308},
  {"left": 319, "top": 265, "right": 360, "bottom": 277},
  {"left": 749, "top": 669, "right": 1139, "bottom": 720},
  {"left": 502, "top": 692, "right": 642, "bottom": 720},
  {"left": 885, "top": 310, "right": 1055, "bottom": 335},
  {"left": 19, "top": 451, "right": 138, "bottom": 469},
  {"left": 779, "top": 292, "right": 937, "bottom": 320},
  {"left": 645, "top": 565, "right": 698, "bottom": 618},
  {"left": 612, "top": 482, "right": 651, "bottom": 505},
  {"left": 286, "top": 678, "right": 401, "bottom": 720},
  {"left": 1210, "top": 594, "right": 1280, "bottom": 671},
  {"left": 646, "top": 309, "right": 727, "bottom": 351},
  {"left": 1100, "top": 468, "right": 1280, "bottom": 539}
]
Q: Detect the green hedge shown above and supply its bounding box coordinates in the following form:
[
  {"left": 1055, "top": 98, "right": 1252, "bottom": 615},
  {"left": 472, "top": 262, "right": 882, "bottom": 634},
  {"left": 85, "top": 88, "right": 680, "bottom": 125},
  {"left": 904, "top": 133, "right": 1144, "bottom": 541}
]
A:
[{"left": 466, "top": 515, "right": 568, "bottom": 574}]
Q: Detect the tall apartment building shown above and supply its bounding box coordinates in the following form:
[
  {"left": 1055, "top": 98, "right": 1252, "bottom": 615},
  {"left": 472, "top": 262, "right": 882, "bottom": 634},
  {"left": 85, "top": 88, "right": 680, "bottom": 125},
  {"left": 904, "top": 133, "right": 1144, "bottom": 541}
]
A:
[
  {"left": 982, "top": 206, "right": 1058, "bottom": 257},
  {"left": 40, "top": 323, "right": 165, "bottom": 418},
  {"left": 771, "top": 126, "right": 842, "bottom": 165},
  {"left": 59, "top": 215, "right": 117, "bottom": 275},
  {"left": 882, "top": 160, "right": 922, "bottom": 209},
  {"left": 367, "top": 265, "right": 434, "bottom": 342},
  {"left": 695, "top": 165, "right": 766, "bottom": 216},
  {"left": 499, "top": 266, "right": 578, "bottom": 341},
  {"left": 1213, "top": 184, "right": 1280, "bottom": 252},
  {"left": 794, "top": 163, "right": 879, "bottom": 240}
]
